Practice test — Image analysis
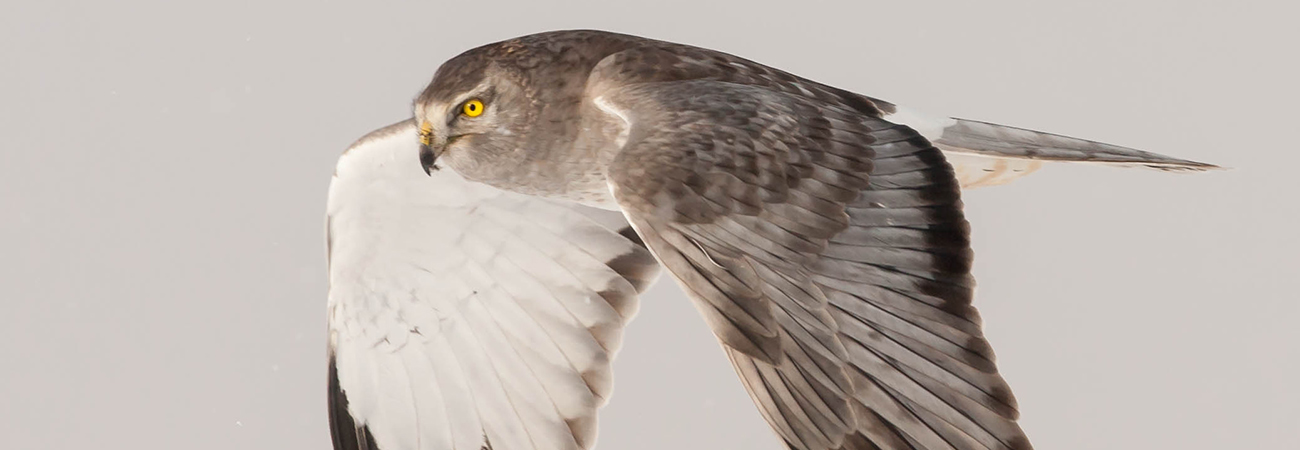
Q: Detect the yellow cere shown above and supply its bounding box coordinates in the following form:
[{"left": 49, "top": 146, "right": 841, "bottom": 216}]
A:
[
  {"left": 419, "top": 121, "right": 432, "bottom": 146},
  {"left": 462, "top": 99, "right": 484, "bottom": 117}
]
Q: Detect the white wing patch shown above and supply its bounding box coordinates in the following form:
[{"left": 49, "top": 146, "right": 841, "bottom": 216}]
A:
[
  {"left": 326, "top": 120, "right": 659, "bottom": 450},
  {"left": 882, "top": 105, "right": 957, "bottom": 141}
]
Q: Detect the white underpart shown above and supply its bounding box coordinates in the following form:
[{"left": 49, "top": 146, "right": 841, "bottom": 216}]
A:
[{"left": 327, "top": 120, "right": 656, "bottom": 450}]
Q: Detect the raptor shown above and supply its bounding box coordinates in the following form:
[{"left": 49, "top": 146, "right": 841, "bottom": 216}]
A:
[{"left": 324, "top": 30, "right": 1215, "bottom": 450}]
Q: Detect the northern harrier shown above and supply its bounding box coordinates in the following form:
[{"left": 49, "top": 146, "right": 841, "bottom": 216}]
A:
[{"left": 325, "top": 30, "right": 1215, "bottom": 450}]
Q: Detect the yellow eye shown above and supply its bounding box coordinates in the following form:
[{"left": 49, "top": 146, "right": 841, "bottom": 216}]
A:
[{"left": 461, "top": 99, "right": 485, "bottom": 117}]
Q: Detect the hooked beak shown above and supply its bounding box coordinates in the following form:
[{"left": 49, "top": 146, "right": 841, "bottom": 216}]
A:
[
  {"left": 418, "top": 121, "right": 438, "bottom": 176},
  {"left": 419, "top": 143, "right": 438, "bottom": 176}
]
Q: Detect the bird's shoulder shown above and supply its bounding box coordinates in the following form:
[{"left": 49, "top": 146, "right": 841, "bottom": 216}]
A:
[
  {"left": 582, "top": 36, "right": 895, "bottom": 119},
  {"left": 600, "top": 80, "right": 909, "bottom": 227}
]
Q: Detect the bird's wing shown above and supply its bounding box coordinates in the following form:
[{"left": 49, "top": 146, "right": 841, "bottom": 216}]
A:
[
  {"left": 603, "top": 81, "right": 1030, "bottom": 450},
  {"left": 583, "top": 39, "right": 1217, "bottom": 190},
  {"left": 326, "top": 120, "right": 660, "bottom": 450}
]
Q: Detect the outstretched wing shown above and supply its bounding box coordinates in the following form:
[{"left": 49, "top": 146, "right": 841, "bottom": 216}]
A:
[
  {"left": 603, "top": 81, "right": 1030, "bottom": 450},
  {"left": 326, "top": 120, "right": 660, "bottom": 450}
]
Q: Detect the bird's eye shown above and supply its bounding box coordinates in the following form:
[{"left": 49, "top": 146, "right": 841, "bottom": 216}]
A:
[{"left": 461, "top": 99, "right": 485, "bottom": 117}]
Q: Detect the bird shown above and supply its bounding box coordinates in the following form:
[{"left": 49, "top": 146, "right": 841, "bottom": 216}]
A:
[{"left": 324, "top": 30, "right": 1217, "bottom": 450}]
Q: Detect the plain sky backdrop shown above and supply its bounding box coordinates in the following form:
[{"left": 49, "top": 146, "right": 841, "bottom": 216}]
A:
[{"left": 2, "top": 1, "right": 1297, "bottom": 449}]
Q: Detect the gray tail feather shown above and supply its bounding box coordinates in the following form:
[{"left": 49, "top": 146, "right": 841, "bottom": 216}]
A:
[{"left": 934, "top": 118, "right": 1222, "bottom": 172}]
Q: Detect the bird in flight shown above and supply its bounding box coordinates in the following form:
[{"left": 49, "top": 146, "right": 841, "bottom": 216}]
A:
[{"left": 324, "top": 30, "right": 1215, "bottom": 450}]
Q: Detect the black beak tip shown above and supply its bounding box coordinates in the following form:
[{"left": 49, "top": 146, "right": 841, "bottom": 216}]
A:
[{"left": 419, "top": 145, "right": 436, "bottom": 176}]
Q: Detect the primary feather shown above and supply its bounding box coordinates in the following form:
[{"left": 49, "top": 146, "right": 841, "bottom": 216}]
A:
[{"left": 602, "top": 79, "right": 1028, "bottom": 450}]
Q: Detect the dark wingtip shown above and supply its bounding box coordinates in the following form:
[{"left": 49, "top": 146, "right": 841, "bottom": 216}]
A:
[{"left": 328, "top": 355, "right": 382, "bottom": 450}]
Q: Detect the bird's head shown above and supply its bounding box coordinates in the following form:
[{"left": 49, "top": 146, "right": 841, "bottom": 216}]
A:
[
  {"left": 413, "top": 51, "right": 539, "bottom": 179},
  {"left": 411, "top": 32, "right": 636, "bottom": 195}
]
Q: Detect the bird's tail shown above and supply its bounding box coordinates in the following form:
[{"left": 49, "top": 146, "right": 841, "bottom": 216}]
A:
[{"left": 882, "top": 106, "right": 1221, "bottom": 188}]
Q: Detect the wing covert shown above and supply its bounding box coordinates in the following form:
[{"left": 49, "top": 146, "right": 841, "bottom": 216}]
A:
[{"left": 603, "top": 81, "right": 1031, "bottom": 450}]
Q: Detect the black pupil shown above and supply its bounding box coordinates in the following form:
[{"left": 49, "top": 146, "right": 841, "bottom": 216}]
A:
[{"left": 468, "top": 103, "right": 476, "bottom": 112}]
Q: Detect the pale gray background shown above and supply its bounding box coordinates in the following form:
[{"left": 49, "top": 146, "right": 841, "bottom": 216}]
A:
[{"left": 2, "top": 1, "right": 1296, "bottom": 449}]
